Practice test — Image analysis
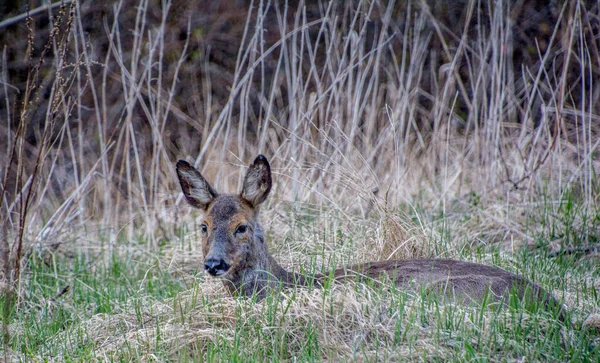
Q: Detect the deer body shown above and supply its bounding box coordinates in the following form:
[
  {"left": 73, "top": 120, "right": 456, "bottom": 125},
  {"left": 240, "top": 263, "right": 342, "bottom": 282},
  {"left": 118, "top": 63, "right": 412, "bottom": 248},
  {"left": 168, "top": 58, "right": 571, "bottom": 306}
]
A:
[{"left": 176, "top": 155, "right": 561, "bottom": 315}]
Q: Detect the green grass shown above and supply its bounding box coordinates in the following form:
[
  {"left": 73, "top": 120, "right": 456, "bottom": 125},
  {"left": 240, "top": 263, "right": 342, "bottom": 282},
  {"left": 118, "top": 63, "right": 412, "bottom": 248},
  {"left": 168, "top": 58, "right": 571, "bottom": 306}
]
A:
[
  {"left": 4, "top": 193, "right": 599, "bottom": 362},
  {"left": 4, "top": 250, "right": 191, "bottom": 359}
]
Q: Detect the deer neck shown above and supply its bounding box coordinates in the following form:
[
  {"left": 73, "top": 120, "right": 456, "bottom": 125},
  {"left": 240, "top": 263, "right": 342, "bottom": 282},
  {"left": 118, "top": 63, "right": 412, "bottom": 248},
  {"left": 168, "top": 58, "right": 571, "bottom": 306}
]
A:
[{"left": 221, "top": 225, "right": 315, "bottom": 297}]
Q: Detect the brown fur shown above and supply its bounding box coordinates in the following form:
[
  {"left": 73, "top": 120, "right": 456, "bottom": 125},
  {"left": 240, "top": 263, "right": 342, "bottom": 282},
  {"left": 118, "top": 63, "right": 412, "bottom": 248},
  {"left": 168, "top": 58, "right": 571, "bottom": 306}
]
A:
[{"left": 176, "top": 156, "right": 564, "bottom": 319}]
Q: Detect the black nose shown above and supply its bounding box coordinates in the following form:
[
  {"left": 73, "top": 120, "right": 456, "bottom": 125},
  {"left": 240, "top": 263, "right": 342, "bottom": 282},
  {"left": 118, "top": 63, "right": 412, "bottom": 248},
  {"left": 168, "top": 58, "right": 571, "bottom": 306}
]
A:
[{"left": 204, "top": 258, "right": 230, "bottom": 276}]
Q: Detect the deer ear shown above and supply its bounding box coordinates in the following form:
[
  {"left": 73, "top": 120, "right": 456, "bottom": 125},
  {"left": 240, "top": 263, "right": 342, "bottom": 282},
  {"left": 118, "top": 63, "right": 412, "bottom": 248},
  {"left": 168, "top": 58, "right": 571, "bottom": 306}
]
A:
[
  {"left": 241, "top": 155, "right": 272, "bottom": 207},
  {"left": 176, "top": 160, "right": 218, "bottom": 210}
]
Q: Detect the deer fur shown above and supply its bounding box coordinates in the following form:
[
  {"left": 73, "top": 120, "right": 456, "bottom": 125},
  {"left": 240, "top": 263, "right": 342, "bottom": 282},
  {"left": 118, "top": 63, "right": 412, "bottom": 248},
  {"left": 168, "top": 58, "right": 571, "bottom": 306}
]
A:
[{"left": 176, "top": 155, "right": 563, "bottom": 318}]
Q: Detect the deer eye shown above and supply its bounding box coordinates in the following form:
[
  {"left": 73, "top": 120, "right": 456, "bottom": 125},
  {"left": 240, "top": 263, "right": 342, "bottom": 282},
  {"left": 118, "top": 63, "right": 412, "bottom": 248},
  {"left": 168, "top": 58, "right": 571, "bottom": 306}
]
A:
[
  {"left": 200, "top": 224, "right": 208, "bottom": 234},
  {"left": 235, "top": 225, "right": 248, "bottom": 235}
]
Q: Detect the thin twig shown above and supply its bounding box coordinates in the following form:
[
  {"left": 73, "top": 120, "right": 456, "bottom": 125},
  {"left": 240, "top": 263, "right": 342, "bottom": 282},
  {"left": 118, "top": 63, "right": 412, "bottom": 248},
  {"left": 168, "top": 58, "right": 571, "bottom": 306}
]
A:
[{"left": 0, "top": 0, "right": 74, "bottom": 29}]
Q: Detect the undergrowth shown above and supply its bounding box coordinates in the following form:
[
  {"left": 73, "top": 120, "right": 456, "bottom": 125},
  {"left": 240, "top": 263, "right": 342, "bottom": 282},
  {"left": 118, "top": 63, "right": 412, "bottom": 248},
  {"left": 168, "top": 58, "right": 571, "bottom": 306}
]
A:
[
  {"left": 1, "top": 0, "right": 599, "bottom": 360},
  {"left": 2, "top": 191, "right": 598, "bottom": 361}
]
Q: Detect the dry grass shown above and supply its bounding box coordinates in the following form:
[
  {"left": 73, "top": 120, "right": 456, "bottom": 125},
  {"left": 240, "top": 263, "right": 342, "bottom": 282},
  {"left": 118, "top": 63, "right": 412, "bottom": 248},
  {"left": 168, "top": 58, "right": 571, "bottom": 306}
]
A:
[
  {"left": 1, "top": 0, "right": 599, "bottom": 360},
  {"left": 45, "top": 275, "right": 570, "bottom": 361}
]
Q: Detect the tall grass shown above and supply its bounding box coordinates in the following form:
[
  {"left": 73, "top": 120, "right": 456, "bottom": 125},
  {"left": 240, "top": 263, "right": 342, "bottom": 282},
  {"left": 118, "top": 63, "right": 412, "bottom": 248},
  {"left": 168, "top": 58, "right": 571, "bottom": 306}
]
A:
[{"left": 0, "top": 0, "right": 598, "bottom": 360}]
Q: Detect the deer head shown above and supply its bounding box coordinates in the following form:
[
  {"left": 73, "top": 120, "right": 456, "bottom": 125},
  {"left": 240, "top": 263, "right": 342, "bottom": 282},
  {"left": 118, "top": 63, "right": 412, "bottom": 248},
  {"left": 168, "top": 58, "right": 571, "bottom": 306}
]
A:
[{"left": 176, "top": 155, "right": 273, "bottom": 279}]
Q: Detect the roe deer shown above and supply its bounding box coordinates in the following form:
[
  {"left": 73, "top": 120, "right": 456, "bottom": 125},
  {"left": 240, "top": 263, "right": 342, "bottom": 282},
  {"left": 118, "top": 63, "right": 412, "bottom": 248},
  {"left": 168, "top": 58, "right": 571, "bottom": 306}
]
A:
[{"left": 176, "top": 155, "right": 563, "bottom": 318}]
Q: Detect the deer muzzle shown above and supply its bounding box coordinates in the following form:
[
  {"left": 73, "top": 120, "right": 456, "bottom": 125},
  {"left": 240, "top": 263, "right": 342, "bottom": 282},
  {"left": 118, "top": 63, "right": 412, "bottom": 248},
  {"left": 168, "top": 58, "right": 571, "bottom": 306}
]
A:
[{"left": 204, "top": 257, "right": 231, "bottom": 276}]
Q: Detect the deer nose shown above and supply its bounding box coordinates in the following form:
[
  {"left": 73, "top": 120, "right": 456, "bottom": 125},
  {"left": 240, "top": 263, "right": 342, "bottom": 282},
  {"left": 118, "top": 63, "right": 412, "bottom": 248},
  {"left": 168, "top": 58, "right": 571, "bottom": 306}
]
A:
[{"left": 204, "top": 258, "right": 230, "bottom": 276}]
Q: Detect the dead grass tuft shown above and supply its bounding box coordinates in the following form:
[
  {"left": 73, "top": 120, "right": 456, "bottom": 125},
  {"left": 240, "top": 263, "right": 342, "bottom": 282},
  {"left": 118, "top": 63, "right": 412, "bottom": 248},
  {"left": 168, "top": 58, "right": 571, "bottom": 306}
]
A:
[{"left": 583, "top": 314, "right": 600, "bottom": 333}]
